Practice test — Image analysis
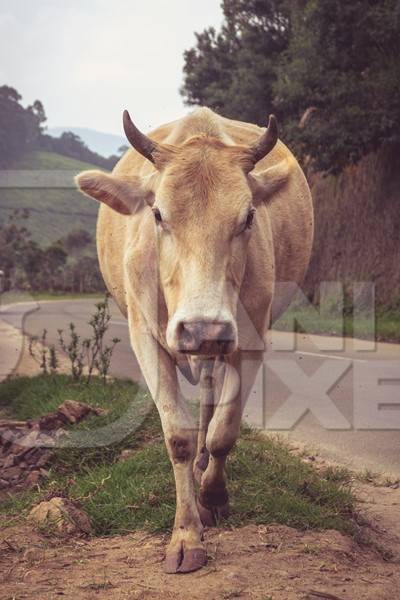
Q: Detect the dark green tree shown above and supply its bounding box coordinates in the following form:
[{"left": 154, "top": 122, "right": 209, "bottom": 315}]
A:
[
  {"left": 0, "top": 87, "right": 28, "bottom": 166},
  {"left": 275, "top": 0, "right": 400, "bottom": 172},
  {"left": 181, "top": 0, "right": 290, "bottom": 124},
  {"left": 42, "top": 243, "right": 68, "bottom": 291},
  {"left": 182, "top": 0, "right": 400, "bottom": 173},
  {"left": 0, "top": 86, "right": 47, "bottom": 167},
  {"left": 0, "top": 209, "right": 41, "bottom": 290},
  {"left": 61, "top": 228, "right": 92, "bottom": 255}
]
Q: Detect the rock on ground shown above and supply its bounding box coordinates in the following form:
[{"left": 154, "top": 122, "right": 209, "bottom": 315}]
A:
[{"left": 28, "top": 497, "right": 91, "bottom": 536}]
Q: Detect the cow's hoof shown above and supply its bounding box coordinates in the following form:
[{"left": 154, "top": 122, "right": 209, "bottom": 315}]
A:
[
  {"left": 199, "top": 483, "right": 229, "bottom": 510},
  {"left": 197, "top": 498, "right": 230, "bottom": 526},
  {"left": 197, "top": 498, "right": 215, "bottom": 527},
  {"left": 164, "top": 544, "right": 207, "bottom": 574},
  {"left": 214, "top": 501, "right": 230, "bottom": 521}
]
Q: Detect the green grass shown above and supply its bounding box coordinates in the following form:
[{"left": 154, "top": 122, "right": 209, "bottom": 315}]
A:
[
  {"left": 0, "top": 291, "right": 103, "bottom": 305},
  {"left": 375, "top": 309, "right": 400, "bottom": 342},
  {"left": 274, "top": 304, "right": 400, "bottom": 342},
  {"left": 14, "top": 150, "right": 99, "bottom": 171},
  {"left": 0, "top": 374, "right": 356, "bottom": 538},
  {"left": 0, "top": 375, "right": 148, "bottom": 422},
  {"left": 0, "top": 150, "right": 99, "bottom": 247},
  {"left": 30, "top": 292, "right": 103, "bottom": 302}
]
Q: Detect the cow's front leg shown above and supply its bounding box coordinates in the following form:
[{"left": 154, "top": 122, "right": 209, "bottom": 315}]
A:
[
  {"left": 164, "top": 431, "right": 206, "bottom": 573},
  {"left": 198, "top": 351, "right": 263, "bottom": 524},
  {"left": 128, "top": 317, "right": 205, "bottom": 573}
]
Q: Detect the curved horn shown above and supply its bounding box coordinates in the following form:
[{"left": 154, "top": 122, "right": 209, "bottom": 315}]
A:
[
  {"left": 251, "top": 114, "right": 279, "bottom": 163},
  {"left": 123, "top": 110, "right": 158, "bottom": 164}
]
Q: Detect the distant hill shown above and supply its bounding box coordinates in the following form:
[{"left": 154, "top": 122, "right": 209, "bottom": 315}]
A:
[
  {"left": 14, "top": 151, "right": 99, "bottom": 171},
  {"left": 0, "top": 151, "right": 98, "bottom": 247},
  {"left": 48, "top": 127, "right": 126, "bottom": 158}
]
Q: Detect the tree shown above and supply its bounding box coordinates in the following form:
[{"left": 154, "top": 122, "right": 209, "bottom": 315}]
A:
[
  {"left": 0, "top": 84, "right": 119, "bottom": 169},
  {"left": 181, "top": 0, "right": 290, "bottom": 125},
  {"left": 0, "top": 86, "right": 28, "bottom": 167},
  {"left": 25, "top": 99, "right": 47, "bottom": 147},
  {"left": 69, "top": 256, "right": 103, "bottom": 293},
  {"left": 42, "top": 243, "right": 67, "bottom": 291},
  {"left": 0, "top": 209, "right": 41, "bottom": 290},
  {"left": 0, "top": 210, "right": 104, "bottom": 294},
  {"left": 61, "top": 228, "right": 92, "bottom": 255},
  {"left": 40, "top": 130, "right": 119, "bottom": 169},
  {"left": 19, "top": 240, "right": 45, "bottom": 290},
  {"left": 0, "top": 86, "right": 46, "bottom": 167},
  {"left": 274, "top": 0, "right": 400, "bottom": 172},
  {"left": 181, "top": 0, "right": 400, "bottom": 173}
]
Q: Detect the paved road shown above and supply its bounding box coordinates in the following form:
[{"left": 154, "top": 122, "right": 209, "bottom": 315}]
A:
[{"left": 2, "top": 298, "right": 400, "bottom": 477}]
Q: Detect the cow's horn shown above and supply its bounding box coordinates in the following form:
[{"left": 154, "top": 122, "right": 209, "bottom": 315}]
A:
[
  {"left": 251, "top": 114, "right": 279, "bottom": 163},
  {"left": 123, "top": 110, "right": 158, "bottom": 164}
]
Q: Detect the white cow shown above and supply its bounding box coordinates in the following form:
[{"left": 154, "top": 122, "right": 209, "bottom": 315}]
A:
[{"left": 76, "top": 107, "right": 313, "bottom": 573}]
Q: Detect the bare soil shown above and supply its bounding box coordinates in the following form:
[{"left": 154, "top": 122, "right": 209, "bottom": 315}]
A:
[{"left": 1, "top": 508, "right": 399, "bottom": 600}]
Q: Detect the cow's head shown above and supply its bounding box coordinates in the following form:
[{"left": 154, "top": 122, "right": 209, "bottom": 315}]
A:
[{"left": 76, "top": 111, "right": 290, "bottom": 356}]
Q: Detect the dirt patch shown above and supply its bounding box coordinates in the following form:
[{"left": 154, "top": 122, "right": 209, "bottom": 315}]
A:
[
  {"left": 0, "top": 401, "right": 107, "bottom": 495},
  {"left": 355, "top": 483, "right": 400, "bottom": 557},
  {"left": 1, "top": 501, "right": 399, "bottom": 600}
]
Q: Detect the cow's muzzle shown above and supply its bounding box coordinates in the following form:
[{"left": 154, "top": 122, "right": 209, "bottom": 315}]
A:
[{"left": 175, "top": 320, "right": 237, "bottom": 356}]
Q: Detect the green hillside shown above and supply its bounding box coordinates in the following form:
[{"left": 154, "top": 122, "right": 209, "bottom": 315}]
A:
[
  {"left": 0, "top": 151, "right": 102, "bottom": 247},
  {"left": 13, "top": 151, "right": 99, "bottom": 171}
]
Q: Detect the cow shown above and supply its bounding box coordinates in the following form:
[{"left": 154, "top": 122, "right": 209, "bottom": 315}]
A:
[{"left": 76, "top": 107, "right": 313, "bottom": 574}]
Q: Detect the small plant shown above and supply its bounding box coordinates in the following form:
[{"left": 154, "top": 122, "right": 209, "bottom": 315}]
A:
[
  {"left": 29, "top": 294, "right": 120, "bottom": 384},
  {"left": 58, "top": 294, "right": 120, "bottom": 384},
  {"left": 57, "top": 322, "right": 86, "bottom": 381},
  {"left": 29, "top": 329, "right": 58, "bottom": 375},
  {"left": 86, "top": 295, "right": 121, "bottom": 384},
  {"left": 49, "top": 344, "right": 59, "bottom": 373}
]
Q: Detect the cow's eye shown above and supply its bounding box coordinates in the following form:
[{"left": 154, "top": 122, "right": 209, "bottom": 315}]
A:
[
  {"left": 152, "top": 208, "right": 162, "bottom": 224},
  {"left": 245, "top": 208, "right": 256, "bottom": 230}
]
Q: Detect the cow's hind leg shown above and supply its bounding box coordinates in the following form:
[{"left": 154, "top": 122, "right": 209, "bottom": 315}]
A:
[
  {"left": 193, "top": 360, "right": 215, "bottom": 486},
  {"left": 198, "top": 351, "right": 263, "bottom": 524}
]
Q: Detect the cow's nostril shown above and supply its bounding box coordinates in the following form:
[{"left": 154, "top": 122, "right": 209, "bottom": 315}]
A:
[
  {"left": 217, "top": 322, "right": 233, "bottom": 341},
  {"left": 176, "top": 320, "right": 236, "bottom": 355},
  {"left": 177, "top": 322, "right": 196, "bottom": 347}
]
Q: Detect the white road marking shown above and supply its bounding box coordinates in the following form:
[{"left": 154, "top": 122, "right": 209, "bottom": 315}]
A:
[{"left": 294, "top": 350, "right": 367, "bottom": 363}]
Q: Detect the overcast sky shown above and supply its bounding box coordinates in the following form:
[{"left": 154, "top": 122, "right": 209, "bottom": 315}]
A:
[{"left": 0, "top": 0, "right": 223, "bottom": 134}]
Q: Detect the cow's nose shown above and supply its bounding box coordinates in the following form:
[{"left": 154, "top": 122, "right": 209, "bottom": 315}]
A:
[{"left": 177, "top": 320, "right": 236, "bottom": 355}]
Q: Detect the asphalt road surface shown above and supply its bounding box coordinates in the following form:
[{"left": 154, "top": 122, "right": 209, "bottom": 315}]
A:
[{"left": 2, "top": 298, "right": 400, "bottom": 477}]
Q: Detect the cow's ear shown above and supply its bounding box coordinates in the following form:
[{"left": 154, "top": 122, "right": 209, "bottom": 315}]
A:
[
  {"left": 75, "top": 170, "right": 154, "bottom": 215},
  {"left": 248, "top": 157, "right": 293, "bottom": 205}
]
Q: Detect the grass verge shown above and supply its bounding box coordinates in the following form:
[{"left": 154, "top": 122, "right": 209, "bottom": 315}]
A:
[
  {"left": 273, "top": 305, "right": 400, "bottom": 343},
  {"left": 0, "top": 374, "right": 356, "bottom": 537},
  {"left": 30, "top": 292, "right": 103, "bottom": 302},
  {"left": 0, "top": 292, "right": 103, "bottom": 306}
]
